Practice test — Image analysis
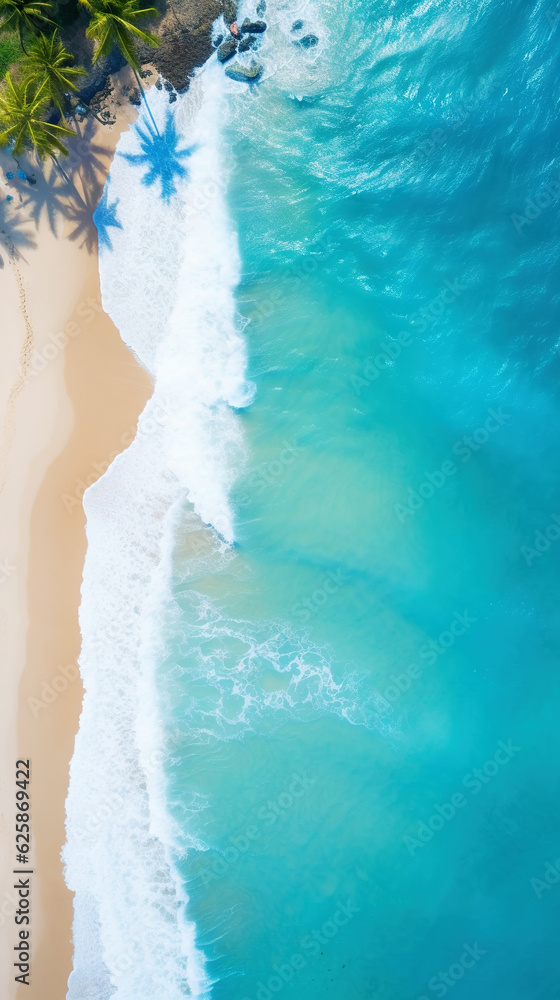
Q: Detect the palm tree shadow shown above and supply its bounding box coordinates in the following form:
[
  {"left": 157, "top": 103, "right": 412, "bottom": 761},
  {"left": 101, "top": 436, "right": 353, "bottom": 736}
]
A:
[
  {"left": 14, "top": 118, "right": 114, "bottom": 245},
  {"left": 20, "top": 166, "right": 68, "bottom": 237},
  {"left": 65, "top": 118, "right": 113, "bottom": 195},
  {"left": 63, "top": 179, "right": 105, "bottom": 253},
  {"left": 1, "top": 109, "right": 197, "bottom": 259},
  {"left": 0, "top": 197, "right": 37, "bottom": 268},
  {"left": 93, "top": 185, "right": 123, "bottom": 252},
  {"left": 120, "top": 111, "right": 196, "bottom": 202}
]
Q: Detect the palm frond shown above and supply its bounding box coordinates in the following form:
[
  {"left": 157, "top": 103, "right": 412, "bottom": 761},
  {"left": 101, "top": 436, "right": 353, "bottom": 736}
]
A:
[
  {"left": 23, "top": 30, "right": 86, "bottom": 112},
  {"left": 82, "top": 0, "right": 160, "bottom": 68},
  {"left": 0, "top": 70, "right": 75, "bottom": 158}
]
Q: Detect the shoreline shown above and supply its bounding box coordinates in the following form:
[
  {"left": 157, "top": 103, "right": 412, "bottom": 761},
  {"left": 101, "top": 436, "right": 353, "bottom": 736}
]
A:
[
  {"left": 0, "top": 68, "right": 152, "bottom": 999},
  {"left": 67, "top": 0, "right": 237, "bottom": 104}
]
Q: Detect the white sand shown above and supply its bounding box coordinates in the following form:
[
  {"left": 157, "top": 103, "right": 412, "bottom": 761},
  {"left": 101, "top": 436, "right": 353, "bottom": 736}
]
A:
[{"left": 0, "top": 68, "right": 153, "bottom": 999}]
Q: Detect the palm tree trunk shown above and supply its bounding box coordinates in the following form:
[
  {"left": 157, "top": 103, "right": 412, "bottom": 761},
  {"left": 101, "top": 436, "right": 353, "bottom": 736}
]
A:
[
  {"left": 52, "top": 154, "right": 82, "bottom": 200},
  {"left": 18, "top": 24, "right": 29, "bottom": 56},
  {"left": 132, "top": 68, "right": 159, "bottom": 136}
]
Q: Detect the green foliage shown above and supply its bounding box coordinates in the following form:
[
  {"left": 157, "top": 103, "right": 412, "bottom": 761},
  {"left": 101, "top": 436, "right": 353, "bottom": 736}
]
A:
[
  {"left": 80, "top": 0, "right": 160, "bottom": 71},
  {"left": 0, "top": 0, "right": 54, "bottom": 52},
  {"left": 23, "top": 30, "right": 85, "bottom": 114},
  {"left": 0, "top": 0, "right": 163, "bottom": 163},
  {"left": 0, "top": 71, "right": 76, "bottom": 156},
  {"left": 0, "top": 32, "right": 21, "bottom": 77}
]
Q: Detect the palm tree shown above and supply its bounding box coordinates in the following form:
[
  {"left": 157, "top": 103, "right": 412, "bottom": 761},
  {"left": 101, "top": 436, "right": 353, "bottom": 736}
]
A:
[
  {"left": 0, "top": 72, "right": 75, "bottom": 163},
  {"left": 23, "top": 31, "right": 85, "bottom": 119},
  {"left": 0, "top": 0, "right": 54, "bottom": 54},
  {"left": 80, "top": 0, "right": 160, "bottom": 131}
]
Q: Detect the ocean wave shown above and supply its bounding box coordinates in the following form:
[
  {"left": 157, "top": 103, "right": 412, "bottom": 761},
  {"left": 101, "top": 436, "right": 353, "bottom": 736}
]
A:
[
  {"left": 64, "top": 3, "right": 405, "bottom": 996},
  {"left": 64, "top": 65, "right": 245, "bottom": 1000},
  {"left": 162, "top": 588, "right": 394, "bottom": 745}
]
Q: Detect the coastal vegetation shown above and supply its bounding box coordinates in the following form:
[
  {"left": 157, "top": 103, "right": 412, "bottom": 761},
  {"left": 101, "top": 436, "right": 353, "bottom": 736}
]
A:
[
  {"left": 0, "top": 72, "right": 75, "bottom": 157},
  {"left": 81, "top": 0, "right": 159, "bottom": 72},
  {"left": 0, "top": 0, "right": 54, "bottom": 55},
  {"left": 0, "top": 0, "right": 161, "bottom": 162},
  {"left": 0, "top": 32, "right": 21, "bottom": 77}
]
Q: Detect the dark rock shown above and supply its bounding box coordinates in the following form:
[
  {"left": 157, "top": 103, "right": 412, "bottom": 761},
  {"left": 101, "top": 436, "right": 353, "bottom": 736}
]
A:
[
  {"left": 240, "top": 18, "right": 266, "bottom": 32},
  {"left": 223, "top": 0, "right": 237, "bottom": 24},
  {"left": 169, "top": 92, "right": 177, "bottom": 102},
  {"left": 76, "top": 48, "right": 126, "bottom": 105},
  {"left": 296, "top": 33, "right": 319, "bottom": 48},
  {"left": 291, "top": 18, "right": 304, "bottom": 31},
  {"left": 217, "top": 37, "right": 238, "bottom": 62},
  {"left": 164, "top": 80, "right": 174, "bottom": 91},
  {"left": 128, "top": 88, "right": 141, "bottom": 106},
  {"left": 214, "top": 33, "right": 224, "bottom": 46},
  {"left": 238, "top": 34, "right": 257, "bottom": 51},
  {"left": 256, "top": 0, "right": 266, "bottom": 12},
  {"left": 122, "top": 0, "right": 243, "bottom": 92},
  {"left": 224, "top": 60, "right": 263, "bottom": 81},
  {"left": 155, "top": 79, "right": 162, "bottom": 89},
  {"left": 137, "top": 0, "right": 237, "bottom": 92}
]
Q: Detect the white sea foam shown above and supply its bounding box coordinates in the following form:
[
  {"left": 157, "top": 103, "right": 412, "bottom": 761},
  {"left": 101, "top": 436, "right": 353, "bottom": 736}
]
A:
[
  {"left": 162, "top": 588, "right": 392, "bottom": 745},
  {"left": 64, "top": 65, "right": 246, "bottom": 999},
  {"left": 64, "top": 8, "right": 384, "bottom": 997}
]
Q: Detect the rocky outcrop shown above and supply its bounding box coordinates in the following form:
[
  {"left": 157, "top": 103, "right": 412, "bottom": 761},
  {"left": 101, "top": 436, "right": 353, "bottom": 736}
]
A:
[
  {"left": 137, "top": 0, "right": 239, "bottom": 91},
  {"left": 217, "top": 37, "right": 238, "bottom": 62},
  {"left": 240, "top": 18, "right": 266, "bottom": 32},
  {"left": 67, "top": 0, "right": 240, "bottom": 102},
  {"left": 64, "top": 13, "right": 127, "bottom": 105},
  {"left": 295, "top": 33, "right": 319, "bottom": 48},
  {"left": 224, "top": 60, "right": 263, "bottom": 81},
  {"left": 238, "top": 34, "right": 257, "bottom": 51}
]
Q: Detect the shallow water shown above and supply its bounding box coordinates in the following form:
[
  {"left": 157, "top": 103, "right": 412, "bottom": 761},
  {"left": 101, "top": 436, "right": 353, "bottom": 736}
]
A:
[{"left": 66, "top": 1, "right": 560, "bottom": 997}]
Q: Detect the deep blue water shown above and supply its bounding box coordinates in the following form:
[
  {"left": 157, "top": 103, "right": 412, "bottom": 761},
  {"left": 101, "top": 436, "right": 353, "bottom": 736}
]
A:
[
  {"left": 165, "top": 1, "right": 560, "bottom": 996},
  {"left": 82, "top": 0, "right": 560, "bottom": 997}
]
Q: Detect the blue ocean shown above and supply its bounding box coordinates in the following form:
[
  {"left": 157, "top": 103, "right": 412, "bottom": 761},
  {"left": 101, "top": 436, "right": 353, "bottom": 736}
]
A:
[{"left": 64, "top": 1, "right": 560, "bottom": 998}]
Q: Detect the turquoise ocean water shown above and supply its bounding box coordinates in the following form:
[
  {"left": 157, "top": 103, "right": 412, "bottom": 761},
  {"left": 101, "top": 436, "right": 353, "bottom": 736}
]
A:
[{"left": 65, "top": 1, "right": 560, "bottom": 998}]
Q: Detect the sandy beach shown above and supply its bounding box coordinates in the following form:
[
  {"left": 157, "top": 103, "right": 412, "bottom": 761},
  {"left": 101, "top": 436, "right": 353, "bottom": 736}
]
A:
[{"left": 0, "top": 68, "right": 152, "bottom": 999}]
